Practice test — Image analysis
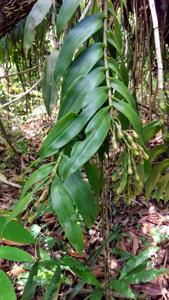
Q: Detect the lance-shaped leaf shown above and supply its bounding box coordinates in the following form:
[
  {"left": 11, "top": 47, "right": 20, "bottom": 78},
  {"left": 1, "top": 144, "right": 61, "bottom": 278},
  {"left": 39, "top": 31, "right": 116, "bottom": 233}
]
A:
[
  {"left": 120, "top": 247, "right": 159, "bottom": 279},
  {"left": 142, "top": 119, "right": 163, "bottom": 144},
  {"left": 39, "top": 87, "right": 107, "bottom": 158},
  {"left": 64, "top": 171, "right": 97, "bottom": 228},
  {"left": 22, "top": 261, "right": 39, "bottom": 300},
  {"left": 60, "top": 256, "right": 100, "bottom": 286},
  {"left": 59, "top": 67, "right": 105, "bottom": 118},
  {"left": 39, "top": 113, "right": 77, "bottom": 158},
  {"left": 149, "top": 144, "right": 167, "bottom": 162},
  {"left": 125, "top": 268, "right": 168, "bottom": 285},
  {"left": 50, "top": 175, "right": 83, "bottom": 252},
  {"left": 114, "top": 15, "right": 123, "bottom": 49},
  {"left": 156, "top": 173, "right": 169, "bottom": 201},
  {"left": 85, "top": 107, "right": 110, "bottom": 135},
  {"left": 24, "top": 0, "right": 52, "bottom": 53},
  {"left": 145, "top": 159, "right": 169, "bottom": 200},
  {"left": 62, "top": 43, "right": 103, "bottom": 94},
  {"left": 44, "top": 266, "right": 61, "bottom": 300},
  {"left": 0, "top": 217, "right": 35, "bottom": 244},
  {"left": 42, "top": 49, "right": 59, "bottom": 116},
  {"left": 54, "top": 13, "right": 104, "bottom": 83},
  {"left": 111, "top": 79, "right": 136, "bottom": 109},
  {"left": 0, "top": 246, "right": 33, "bottom": 262},
  {"left": 108, "top": 31, "right": 122, "bottom": 56},
  {"left": 21, "top": 163, "right": 54, "bottom": 198},
  {"left": 84, "top": 162, "right": 102, "bottom": 195},
  {"left": 7, "top": 192, "right": 33, "bottom": 222},
  {"left": 0, "top": 270, "right": 16, "bottom": 300},
  {"left": 57, "top": 0, "right": 84, "bottom": 37},
  {"left": 90, "top": 289, "right": 103, "bottom": 300},
  {"left": 108, "top": 57, "right": 123, "bottom": 80},
  {"left": 62, "top": 108, "right": 111, "bottom": 178},
  {"left": 111, "top": 280, "right": 135, "bottom": 299},
  {"left": 112, "top": 99, "right": 143, "bottom": 141}
]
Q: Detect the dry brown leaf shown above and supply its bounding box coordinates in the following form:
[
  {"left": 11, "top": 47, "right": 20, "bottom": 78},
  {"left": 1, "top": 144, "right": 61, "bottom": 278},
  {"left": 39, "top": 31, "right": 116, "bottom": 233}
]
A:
[
  {"left": 129, "top": 231, "right": 139, "bottom": 255},
  {"left": 7, "top": 265, "right": 26, "bottom": 277},
  {"left": 134, "top": 284, "right": 163, "bottom": 296},
  {"left": 92, "top": 266, "right": 104, "bottom": 278},
  {"left": 67, "top": 249, "right": 84, "bottom": 258},
  {"left": 1, "top": 239, "right": 29, "bottom": 247}
]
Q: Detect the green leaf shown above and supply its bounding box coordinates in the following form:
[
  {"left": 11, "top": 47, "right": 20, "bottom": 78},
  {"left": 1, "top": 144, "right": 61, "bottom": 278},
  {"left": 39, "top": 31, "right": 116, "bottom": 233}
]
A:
[
  {"left": 84, "top": 162, "right": 102, "bottom": 195},
  {"left": 145, "top": 159, "right": 169, "bottom": 200},
  {"left": 42, "top": 49, "right": 59, "bottom": 115},
  {"left": 119, "top": 61, "right": 128, "bottom": 85},
  {"left": 112, "top": 99, "right": 143, "bottom": 140},
  {"left": 54, "top": 13, "right": 104, "bottom": 83},
  {"left": 85, "top": 107, "right": 109, "bottom": 135},
  {"left": 0, "top": 270, "right": 16, "bottom": 300},
  {"left": 0, "top": 246, "right": 33, "bottom": 262},
  {"left": 57, "top": 0, "right": 84, "bottom": 37},
  {"left": 0, "top": 216, "right": 35, "bottom": 244},
  {"left": 116, "top": 172, "right": 128, "bottom": 194},
  {"left": 108, "top": 31, "right": 122, "bottom": 56},
  {"left": 114, "top": 15, "right": 123, "bottom": 50},
  {"left": 90, "top": 289, "right": 103, "bottom": 300},
  {"left": 156, "top": 172, "right": 169, "bottom": 201},
  {"left": 62, "top": 108, "right": 111, "bottom": 178},
  {"left": 39, "top": 113, "right": 77, "bottom": 158},
  {"left": 22, "top": 261, "right": 39, "bottom": 300},
  {"left": 50, "top": 175, "right": 83, "bottom": 253},
  {"left": 39, "top": 87, "right": 107, "bottom": 158},
  {"left": 59, "top": 67, "right": 105, "bottom": 118},
  {"left": 21, "top": 163, "right": 54, "bottom": 198},
  {"left": 44, "top": 266, "right": 61, "bottom": 300},
  {"left": 108, "top": 58, "right": 123, "bottom": 80},
  {"left": 111, "top": 280, "right": 135, "bottom": 299},
  {"left": 112, "top": 248, "right": 132, "bottom": 260},
  {"left": 24, "top": 0, "right": 52, "bottom": 53},
  {"left": 143, "top": 120, "right": 163, "bottom": 143},
  {"left": 64, "top": 171, "right": 97, "bottom": 228},
  {"left": 7, "top": 192, "right": 33, "bottom": 221},
  {"left": 111, "top": 79, "right": 136, "bottom": 109},
  {"left": 120, "top": 247, "right": 159, "bottom": 279},
  {"left": 60, "top": 256, "right": 100, "bottom": 286},
  {"left": 62, "top": 43, "right": 103, "bottom": 94},
  {"left": 125, "top": 268, "right": 168, "bottom": 284},
  {"left": 164, "top": 183, "right": 169, "bottom": 202},
  {"left": 149, "top": 144, "right": 167, "bottom": 162}
]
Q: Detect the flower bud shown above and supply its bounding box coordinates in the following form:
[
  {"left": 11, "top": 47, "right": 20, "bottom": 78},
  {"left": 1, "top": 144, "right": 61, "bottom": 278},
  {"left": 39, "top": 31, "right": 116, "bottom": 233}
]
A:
[
  {"left": 133, "top": 131, "right": 139, "bottom": 139},
  {"left": 128, "top": 166, "right": 133, "bottom": 175}
]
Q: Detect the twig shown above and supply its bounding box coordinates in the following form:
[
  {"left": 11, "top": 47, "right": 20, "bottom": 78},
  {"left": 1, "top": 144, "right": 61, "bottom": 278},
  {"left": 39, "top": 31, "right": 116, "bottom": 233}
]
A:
[
  {"left": 79, "top": 0, "right": 94, "bottom": 21},
  {"left": 0, "top": 79, "right": 42, "bottom": 109},
  {"left": 0, "top": 180, "right": 21, "bottom": 189},
  {"left": 0, "top": 117, "right": 20, "bottom": 155},
  {"left": 0, "top": 65, "right": 41, "bottom": 80},
  {"left": 148, "top": 0, "right": 163, "bottom": 91}
]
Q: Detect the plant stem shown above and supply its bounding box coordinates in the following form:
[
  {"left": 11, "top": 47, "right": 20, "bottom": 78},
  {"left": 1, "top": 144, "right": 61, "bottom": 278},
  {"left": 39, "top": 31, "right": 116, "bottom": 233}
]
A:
[
  {"left": 103, "top": 0, "right": 112, "bottom": 107},
  {"left": 103, "top": 2, "right": 112, "bottom": 299}
]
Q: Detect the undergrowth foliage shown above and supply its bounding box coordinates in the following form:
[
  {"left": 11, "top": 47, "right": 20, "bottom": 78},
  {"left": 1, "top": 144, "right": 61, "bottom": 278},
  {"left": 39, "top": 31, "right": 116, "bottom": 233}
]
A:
[{"left": 0, "top": 0, "right": 169, "bottom": 299}]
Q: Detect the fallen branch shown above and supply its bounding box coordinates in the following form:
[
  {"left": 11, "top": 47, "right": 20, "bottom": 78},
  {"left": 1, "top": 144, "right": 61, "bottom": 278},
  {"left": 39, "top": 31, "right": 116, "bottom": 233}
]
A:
[{"left": 0, "top": 79, "right": 42, "bottom": 109}]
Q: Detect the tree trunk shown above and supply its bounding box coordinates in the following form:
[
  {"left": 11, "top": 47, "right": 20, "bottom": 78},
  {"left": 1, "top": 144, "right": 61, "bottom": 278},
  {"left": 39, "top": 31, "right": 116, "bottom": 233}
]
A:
[{"left": 0, "top": 0, "right": 37, "bottom": 39}]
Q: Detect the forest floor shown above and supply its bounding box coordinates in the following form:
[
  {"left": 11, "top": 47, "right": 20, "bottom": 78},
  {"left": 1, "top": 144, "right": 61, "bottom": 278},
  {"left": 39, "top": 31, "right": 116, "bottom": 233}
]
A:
[{"left": 0, "top": 108, "right": 169, "bottom": 300}]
